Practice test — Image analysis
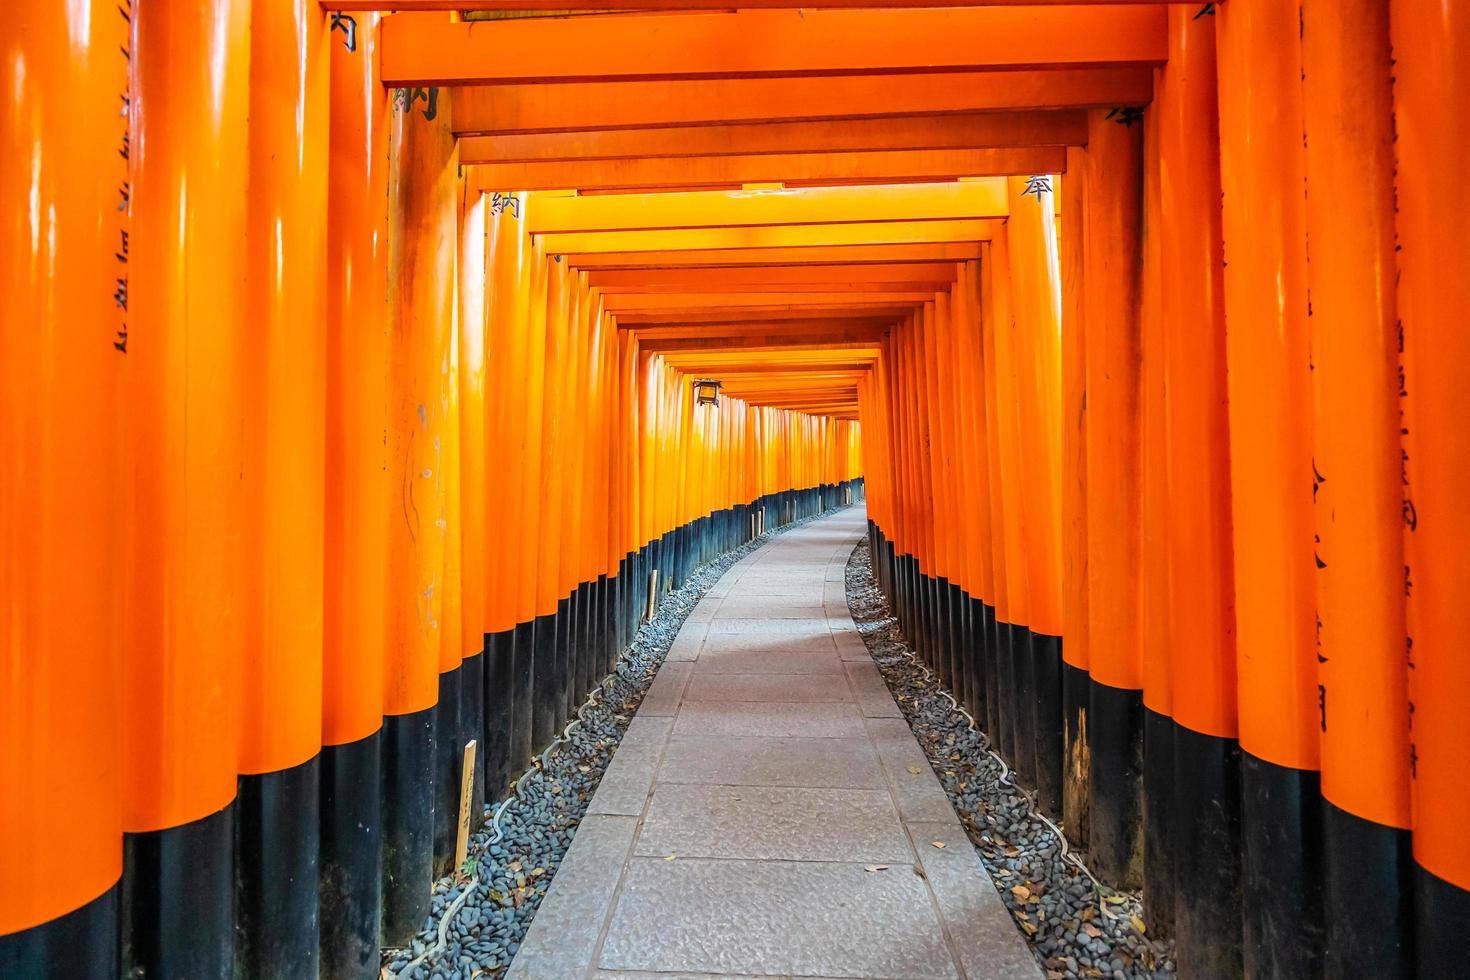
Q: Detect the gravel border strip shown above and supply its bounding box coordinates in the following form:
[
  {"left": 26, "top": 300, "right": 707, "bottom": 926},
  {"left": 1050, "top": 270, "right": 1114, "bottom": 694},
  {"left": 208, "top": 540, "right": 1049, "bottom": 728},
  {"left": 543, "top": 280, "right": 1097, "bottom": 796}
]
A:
[
  {"left": 383, "top": 507, "right": 847, "bottom": 980},
  {"left": 844, "top": 537, "right": 1177, "bottom": 980}
]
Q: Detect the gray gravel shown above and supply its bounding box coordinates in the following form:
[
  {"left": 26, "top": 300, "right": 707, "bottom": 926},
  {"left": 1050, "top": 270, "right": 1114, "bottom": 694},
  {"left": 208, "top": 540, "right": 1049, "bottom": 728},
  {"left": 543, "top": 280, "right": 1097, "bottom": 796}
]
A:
[
  {"left": 844, "top": 538, "right": 1177, "bottom": 980},
  {"left": 382, "top": 508, "right": 843, "bottom": 980}
]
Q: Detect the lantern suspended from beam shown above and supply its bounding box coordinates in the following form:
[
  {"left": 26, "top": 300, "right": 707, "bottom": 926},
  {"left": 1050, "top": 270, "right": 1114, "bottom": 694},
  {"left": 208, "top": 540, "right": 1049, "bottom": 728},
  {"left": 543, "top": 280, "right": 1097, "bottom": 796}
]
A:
[{"left": 694, "top": 378, "right": 722, "bottom": 407}]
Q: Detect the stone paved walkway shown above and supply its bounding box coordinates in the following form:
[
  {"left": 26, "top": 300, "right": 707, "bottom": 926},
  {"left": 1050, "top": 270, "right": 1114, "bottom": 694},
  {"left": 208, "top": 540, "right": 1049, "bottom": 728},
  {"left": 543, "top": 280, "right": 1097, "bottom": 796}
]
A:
[{"left": 510, "top": 507, "right": 1041, "bottom": 980}]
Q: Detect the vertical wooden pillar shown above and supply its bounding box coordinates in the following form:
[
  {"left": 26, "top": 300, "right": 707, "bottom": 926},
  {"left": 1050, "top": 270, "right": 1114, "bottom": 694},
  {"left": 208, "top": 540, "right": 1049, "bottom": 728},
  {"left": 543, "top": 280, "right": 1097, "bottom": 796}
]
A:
[
  {"left": 1301, "top": 2, "right": 1412, "bottom": 976},
  {"left": 321, "top": 14, "right": 389, "bottom": 977},
  {"left": 236, "top": 1, "right": 328, "bottom": 974},
  {"left": 381, "top": 74, "right": 455, "bottom": 946},
  {"left": 120, "top": 1, "right": 251, "bottom": 975},
  {"left": 1155, "top": 9, "right": 1242, "bottom": 977},
  {"left": 1217, "top": 2, "right": 1324, "bottom": 975},
  {"left": 482, "top": 195, "right": 525, "bottom": 802},
  {"left": 1392, "top": 4, "right": 1470, "bottom": 976},
  {"left": 1138, "top": 105, "right": 1174, "bottom": 937},
  {"left": 991, "top": 227, "right": 1037, "bottom": 787},
  {"left": 979, "top": 250, "right": 1013, "bottom": 764},
  {"left": 458, "top": 189, "right": 489, "bottom": 833},
  {"left": 0, "top": 3, "right": 128, "bottom": 974},
  {"left": 1059, "top": 151, "right": 1092, "bottom": 844},
  {"left": 1007, "top": 174, "right": 1066, "bottom": 816},
  {"left": 433, "top": 208, "right": 464, "bottom": 878},
  {"left": 1082, "top": 106, "right": 1145, "bottom": 890}
]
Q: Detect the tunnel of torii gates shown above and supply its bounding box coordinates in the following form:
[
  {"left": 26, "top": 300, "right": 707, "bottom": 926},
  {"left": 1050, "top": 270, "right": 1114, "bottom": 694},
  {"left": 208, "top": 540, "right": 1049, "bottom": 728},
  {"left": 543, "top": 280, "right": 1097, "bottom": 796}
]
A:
[{"left": 1, "top": 1, "right": 1467, "bottom": 978}]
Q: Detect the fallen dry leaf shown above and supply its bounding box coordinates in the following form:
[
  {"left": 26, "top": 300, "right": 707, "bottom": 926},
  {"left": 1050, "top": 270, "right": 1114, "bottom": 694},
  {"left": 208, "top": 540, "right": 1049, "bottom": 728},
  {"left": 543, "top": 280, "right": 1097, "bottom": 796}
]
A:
[
  {"left": 907, "top": 765, "right": 923, "bottom": 775},
  {"left": 664, "top": 854, "right": 677, "bottom": 861},
  {"left": 930, "top": 840, "right": 946, "bottom": 849},
  {"left": 864, "top": 864, "right": 890, "bottom": 872},
  {"left": 1012, "top": 884, "right": 1032, "bottom": 902},
  {"left": 1131, "top": 914, "right": 1148, "bottom": 934}
]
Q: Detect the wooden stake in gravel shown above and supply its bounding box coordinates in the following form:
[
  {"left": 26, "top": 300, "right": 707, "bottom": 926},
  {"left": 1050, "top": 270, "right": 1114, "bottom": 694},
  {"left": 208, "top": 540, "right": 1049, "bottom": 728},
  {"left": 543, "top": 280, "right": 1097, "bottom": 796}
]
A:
[{"left": 456, "top": 740, "right": 478, "bottom": 874}]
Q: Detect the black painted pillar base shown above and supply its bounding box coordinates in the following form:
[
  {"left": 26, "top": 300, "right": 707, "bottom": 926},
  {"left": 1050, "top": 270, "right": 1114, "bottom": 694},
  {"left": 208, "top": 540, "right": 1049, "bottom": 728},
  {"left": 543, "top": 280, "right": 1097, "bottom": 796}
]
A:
[
  {"left": 432, "top": 665, "right": 463, "bottom": 878},
  {"left": 1087, "top": 679, "right": 1143, "bottom": 890},
  {"left": 0, "top": 882, "right": 119, "bottom": 978},
  {"left": 510, "top": 621, "right": 533, "bottom": 771},
  {"left": 982, "top": 603, "right": 1000, "bottom": 744},
  {"left": 122, "top": 803, "right": 234, "bottom": 979},
  {"left": 1322, "top": 799, "right": 1412, "bottom": 978},
  {"left": 1031, "top": 632, "right": 1064, "bottom": 817},
  {"left": 1011, "top": 624, "right": 1036, "bottom": 787},
  {"left": 320, "top": 731, "right": 382, "bottom": 980},
  {"left": 993, "top": 613, "right": 1014, "bottom": 760},
  {"left": 484, "top": 630, "right": 516, "bottom": 803},
  {"left": 1171, "top": 723, "right": 1243, "bottom": 980},
  {"left": 1062, "top": 660, "right": 1091, "bottom": 842},
  {"left": 380, "top": 706, "right": 435, "bottom": 946},
  {"left": 1240, "top": 751, "right": 1325, "bottom": 979},
  {"left": 554, "top": 594, "right": 573, "bottom": 733},
  {"left": 460, "top": 652, "right": 486, "bottom": 832},
  {"left": 1141, "top": 707, "right": 1175, "bottom": 939},
  {"left": 531, "top": 610, "right": 559, "bottom": 754},
  {"left": 235, "top": 756, "right": 320, "bottom": 979},
  {"left": 1415, "top": 861, "right": 1470, "bottom": 980}
]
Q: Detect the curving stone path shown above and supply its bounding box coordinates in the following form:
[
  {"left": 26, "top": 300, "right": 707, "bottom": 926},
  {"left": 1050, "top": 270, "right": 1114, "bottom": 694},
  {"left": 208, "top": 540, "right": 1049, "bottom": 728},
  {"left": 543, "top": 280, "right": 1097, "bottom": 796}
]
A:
[{"left": 509, "top": 506, "right": 1041, "bottom": 980}]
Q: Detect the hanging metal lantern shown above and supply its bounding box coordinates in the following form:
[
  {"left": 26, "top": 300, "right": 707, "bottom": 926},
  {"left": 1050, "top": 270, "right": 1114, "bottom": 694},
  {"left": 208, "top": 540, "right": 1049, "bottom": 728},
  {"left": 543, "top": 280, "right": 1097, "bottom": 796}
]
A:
[{"left": 693, "top": 378, "right": 722, "bottom": 407}]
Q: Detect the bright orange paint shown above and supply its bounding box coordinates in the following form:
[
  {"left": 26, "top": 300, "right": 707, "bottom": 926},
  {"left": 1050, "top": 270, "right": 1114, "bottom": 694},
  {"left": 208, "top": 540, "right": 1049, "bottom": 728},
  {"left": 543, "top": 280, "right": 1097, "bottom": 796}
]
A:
[
  {"left": 0, "top": 0, "right": 128, "bottom": 936},
  {"left": 239, "top": 0, "right": 329, "bottom": 776}
]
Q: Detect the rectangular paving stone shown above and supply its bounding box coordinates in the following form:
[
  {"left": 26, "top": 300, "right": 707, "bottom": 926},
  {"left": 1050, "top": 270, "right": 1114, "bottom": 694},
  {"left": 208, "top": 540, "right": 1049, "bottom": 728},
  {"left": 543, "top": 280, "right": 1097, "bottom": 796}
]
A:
[
  {"left": 835, "top": 633, "right": 873, "bottom": 662},
  {"left": 906, "top": 821, "right": 1044, "bottom": 979},
  {"left": 599, "top": 857, "right": 959, "bottom": 979},
  {"left": 619, "top": 714, "right": 673, "bottom": 752},
  {"left": 844, "top": 660, "right": 902, "bottom": 718},
  {"left": 587, "top": 750, "right": 659, "bottom": 816},
  {"left": 731, "top": 577, "right": 825, "bottom": 593},
  {"left": 714, "top": 599, "right": 828, "bottom": 619},
  {"left": 638, "top": 662, "right": 691, "bottom": 716},
  {"left": 635, "top": 784, "right": 912, "bottom": 863},
  {"left": 866, "top": 720, "right": 960, "bottom": 824},
  {"left": 681, "top": 671, "right": 853, "bottom": 703},
  {"left": 706, "top": 618, "right": 833, "bottom": 634},
  {"left": 656, "top": 735, "right": 888, "bottom": 789},
  {"left": 507, "top": 814, "right": 637, "bottom": 979},
  {"left": 693, "top": 647, "right": 844, "bottom": 676},
  {"left": 665, "top": 624, "right": 708, "bottom": 662},
  {"left": 672, "top": 700, "right": 866, "bottom": 739}
]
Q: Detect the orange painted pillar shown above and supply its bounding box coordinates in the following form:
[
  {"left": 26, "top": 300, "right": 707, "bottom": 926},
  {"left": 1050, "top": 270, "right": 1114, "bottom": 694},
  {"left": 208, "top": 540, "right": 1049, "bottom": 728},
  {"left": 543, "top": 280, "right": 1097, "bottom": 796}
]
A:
[
  {"left": 533, "top": 253, "right": 570, "bottom": 750},
  {"left": 321, "top": 12, "right": 390, "bottom": 974},
  {"left": 433, "top": 235, "right": 464, "bottom": 878},
  {"left": 458, "top": 187, "right": 489, "bottom": 832},
  {"left": 381, "top": 75, "right": 455, "bottom": 945},
  {"left": 522, "top": 231, "right": 557, "bottom": 752},
  {"left": 0, "top": 2, "right": 127, "bottom": 972},
  {"left": 1154, "top": 9, "right": 1242, "bottom": 976},
  {"left": 236, "top": 1, "right": 328, "bottom": 972},
  {"left": 1081, "top": 106, "right": 1145, "bottom": 891},
  {"left": 1007, "top": 174, "right": 1066, "bottom": 815},
  {"left": 956, "top": 260, "right": 997, "bottom": 736},
  {"left": 1059, "top": 153, "right": 1092, "bottom": 843},
  {"left": 990, "top": 227, "right": 1037, "bottom": 786},
  {"left": 1138, "top": 108, "right": 1174, "bottom": 935},
  {"left": 1299, "top": 1, "right": 1413, "bottom": 975},
  {"left": 1217, "top": 2, "right": 1324, "bottom": 974},
  {"left": 1392, "top": 3, "right": 1470, "bottom": 974},
  {"left": 115, "top": 0, "right": 250, "bottom": 975},
  {"left": 979, "top": 249, "right": 1013, "bottom": 763}
]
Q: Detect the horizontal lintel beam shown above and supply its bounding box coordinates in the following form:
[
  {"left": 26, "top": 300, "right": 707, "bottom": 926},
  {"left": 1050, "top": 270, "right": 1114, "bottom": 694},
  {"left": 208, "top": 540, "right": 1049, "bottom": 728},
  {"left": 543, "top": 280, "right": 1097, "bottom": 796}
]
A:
[
  {"left": 462, "top": 111, "right": 1086, "bottom": 164},
  {"left": 382, "top": 8, "right": 1168, "bottom": 86},
  {"left": 470, "top": 147, "right": 1065, "bottom": 193}
]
